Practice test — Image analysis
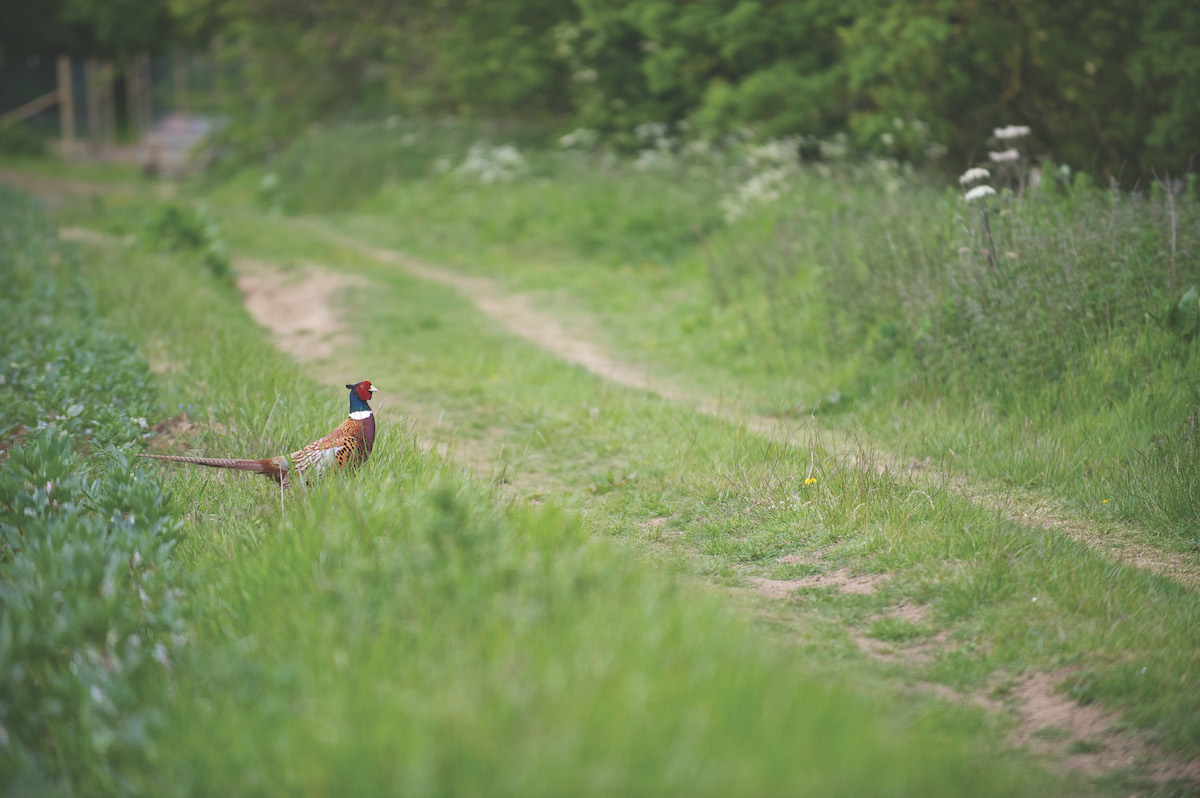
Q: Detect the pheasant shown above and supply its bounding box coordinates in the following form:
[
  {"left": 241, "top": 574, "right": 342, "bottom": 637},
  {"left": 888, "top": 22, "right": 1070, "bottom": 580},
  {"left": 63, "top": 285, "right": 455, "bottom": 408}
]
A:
[{"left": 138, "top": 381, "right": 378, "bottom": 487}]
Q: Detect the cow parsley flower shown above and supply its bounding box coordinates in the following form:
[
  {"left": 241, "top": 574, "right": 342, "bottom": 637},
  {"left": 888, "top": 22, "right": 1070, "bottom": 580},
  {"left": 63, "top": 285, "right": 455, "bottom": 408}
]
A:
[
  {"left": 720, "top": 167, "right": 788, "bottom": 222},
  {"left": 993, "top": 125, "right": 1031, "bottom": 140},
  {"left": 558, "top": 128, "right": 598, "bottom": 150},
  {"left": 959, "top": 167, "right": 991, "bottom": 185},
  {"left": 964, "top": 185, "right": 996, "bottom": 202},
  {"left": 989, "top": 148, "right": 1020, "bottom": 163},
  {"left": 455, "top": 143, "right": 528, "bottom": 184}
]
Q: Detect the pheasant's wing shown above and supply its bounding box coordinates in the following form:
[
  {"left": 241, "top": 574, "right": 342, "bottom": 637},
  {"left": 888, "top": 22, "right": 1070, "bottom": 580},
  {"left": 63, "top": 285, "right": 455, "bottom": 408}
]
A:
[{"left": 286, "top": 418, "right": 369, "bottom": 479}]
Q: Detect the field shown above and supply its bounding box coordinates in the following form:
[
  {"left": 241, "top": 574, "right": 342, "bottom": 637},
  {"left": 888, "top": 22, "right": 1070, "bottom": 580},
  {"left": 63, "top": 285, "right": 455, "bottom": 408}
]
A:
[{"left": 2, "top": 123, "right": 1200, "bottom": 796}]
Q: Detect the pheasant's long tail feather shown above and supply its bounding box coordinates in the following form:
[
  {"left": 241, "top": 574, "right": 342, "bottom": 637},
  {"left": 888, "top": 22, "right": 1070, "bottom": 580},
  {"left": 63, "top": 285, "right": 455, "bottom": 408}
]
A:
[{"left": 137, "top": 453, "right": 285, "bottom": 480}]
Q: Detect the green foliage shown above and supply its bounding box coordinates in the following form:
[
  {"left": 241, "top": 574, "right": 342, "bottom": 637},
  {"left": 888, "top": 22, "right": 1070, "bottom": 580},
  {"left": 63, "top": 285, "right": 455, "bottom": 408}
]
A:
[
  {"left": 254, "top": 120, "right": 485, "bottom": 214},
  {"left": 0, "top": 126, "right": 48, "bottom": 158},
  {"left": 0, "top": 186, "right": 184, "bottom": 795},
  {"left": 1165, "top": 285, "right": 1200, "bottom": 341},
  {"left": 185, "top": 0, "right": 1199, "bottom": 180},
  {"left": 570, "top": 0, "right": 849, "bottom": 138},
  {"left": 0, "top": 187, "right": 158, "bottom": 445},
  {"left": 0, "top": 432, "right": 184, "bottom": 795},
  {"left": 141, "top": 202, "right": 230, "bottom": 280},
  {"left": 1127, "top": 411, "right": 1200, "bottom": 537},
  {"left": 0, "top": 0, "right": 189, "bottom": 62}
]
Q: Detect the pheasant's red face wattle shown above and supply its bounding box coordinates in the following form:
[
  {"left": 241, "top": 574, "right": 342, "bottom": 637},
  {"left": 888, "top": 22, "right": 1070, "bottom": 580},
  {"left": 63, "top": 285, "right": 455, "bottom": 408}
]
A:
[{"left": 355, "top": 381, "right": 374, "bottom": 402}]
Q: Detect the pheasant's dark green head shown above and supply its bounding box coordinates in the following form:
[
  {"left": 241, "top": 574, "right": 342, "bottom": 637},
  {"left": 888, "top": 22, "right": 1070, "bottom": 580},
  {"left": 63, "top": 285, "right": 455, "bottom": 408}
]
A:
[{"left": 346, "top": 380, "right": 378, "bottom": 417}]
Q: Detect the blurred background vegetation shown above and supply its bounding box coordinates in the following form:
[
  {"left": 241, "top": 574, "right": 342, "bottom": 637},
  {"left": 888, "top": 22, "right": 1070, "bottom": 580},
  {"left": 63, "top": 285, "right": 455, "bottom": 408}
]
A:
[{"left": 4, "top": 0, "right": 1197, "bottom": 181}]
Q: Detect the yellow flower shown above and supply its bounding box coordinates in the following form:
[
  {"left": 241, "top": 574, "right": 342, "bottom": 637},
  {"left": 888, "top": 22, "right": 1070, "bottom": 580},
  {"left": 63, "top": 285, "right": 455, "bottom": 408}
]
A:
[
  {"left": 1102, "top": 499, "right": 1110, "bottom": 504},
  {"left": 805, "top": 477, "right": 818, "bottom": 485}
]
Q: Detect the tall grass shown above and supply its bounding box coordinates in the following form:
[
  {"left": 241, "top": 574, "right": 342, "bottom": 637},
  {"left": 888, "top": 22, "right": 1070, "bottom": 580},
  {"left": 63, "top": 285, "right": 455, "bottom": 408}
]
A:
[{"left": 38, "top": 191, "right": 1059, "bottom": 795}]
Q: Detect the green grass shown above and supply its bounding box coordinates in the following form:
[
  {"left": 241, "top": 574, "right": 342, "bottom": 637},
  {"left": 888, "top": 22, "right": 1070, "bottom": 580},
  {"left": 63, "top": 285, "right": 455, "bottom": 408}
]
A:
[
  {"left": 9, "top": 122, "right": 1200, "bottom": 794},
  {"left": 1, "top": 186, "right": 1067, "bottom": 795}
]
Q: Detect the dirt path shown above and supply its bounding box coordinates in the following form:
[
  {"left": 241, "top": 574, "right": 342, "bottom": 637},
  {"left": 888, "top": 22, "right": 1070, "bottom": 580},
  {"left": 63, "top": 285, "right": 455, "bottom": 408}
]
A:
[
  {"left": 234, "top": 259, "right": 367, "bottom": 361},
  {"left": 329, "top": 232, "right": 1200, "bottom": 592}
]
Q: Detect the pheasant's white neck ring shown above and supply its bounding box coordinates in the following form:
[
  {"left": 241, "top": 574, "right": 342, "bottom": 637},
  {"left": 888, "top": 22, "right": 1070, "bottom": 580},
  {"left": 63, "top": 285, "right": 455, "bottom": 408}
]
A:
[{"left": 349, "top": 409, "right": 373, "bottom": 421}]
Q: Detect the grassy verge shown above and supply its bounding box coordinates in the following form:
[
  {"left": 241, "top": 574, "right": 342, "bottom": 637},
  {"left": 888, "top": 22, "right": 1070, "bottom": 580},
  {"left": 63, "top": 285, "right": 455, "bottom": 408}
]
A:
[{"left": 1, "top": 185, "right": 1068, "bottom": 793}]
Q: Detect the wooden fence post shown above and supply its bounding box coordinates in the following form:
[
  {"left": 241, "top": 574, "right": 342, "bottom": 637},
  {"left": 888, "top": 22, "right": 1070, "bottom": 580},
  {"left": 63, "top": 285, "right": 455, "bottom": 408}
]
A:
[
  {"left": 172, "top": 49, "right": 188, "bottom": 111},
  {"left": 103, "top": 59, "right": 116, "bottom": 148},
  {"left": 136, "top": 53, "right": 153, "bottom": 134},
  {"left": 84, "top": 59, "right": 100, "bottom": 152},
  {"left": 57, "top": 55, "right": 76, "bottom": 156}
]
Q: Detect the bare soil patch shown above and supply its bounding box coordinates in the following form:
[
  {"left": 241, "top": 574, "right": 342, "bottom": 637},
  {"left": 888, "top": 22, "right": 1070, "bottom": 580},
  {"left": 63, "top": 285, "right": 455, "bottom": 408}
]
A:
[
  {"left": 751, "top": 568, "right": 884, "bottom": 599},
  {"left": 235, "top": 259, "right": 366, "bottom": 362},
  {"left": 1008, "top": 670, "right": 1200, "bottom": 784}
]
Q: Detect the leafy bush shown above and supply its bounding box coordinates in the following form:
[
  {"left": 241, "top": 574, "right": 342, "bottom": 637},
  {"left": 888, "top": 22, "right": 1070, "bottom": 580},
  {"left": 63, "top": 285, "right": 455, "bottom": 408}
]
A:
[
  {"left": 189, "top": 0, "right": 1200, "bottom": 180},
  {"left": 0, "top": 184, "right": 185, "bottom": 794},
  {"left": 0, "top": 433, "right": 184, "bottom": 795},
  {"left": 0, "top": 188, "right": 159, "bottom": 445},
  {"left": 141, "top": 203, "right": 231, "bottom": 281}
]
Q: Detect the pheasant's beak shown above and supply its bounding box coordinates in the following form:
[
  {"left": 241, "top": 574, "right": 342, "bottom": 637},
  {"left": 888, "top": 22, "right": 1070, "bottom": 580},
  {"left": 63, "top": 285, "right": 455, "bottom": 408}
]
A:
[{"left": 369, "top": 386, "right": 379, "bottom": 393}]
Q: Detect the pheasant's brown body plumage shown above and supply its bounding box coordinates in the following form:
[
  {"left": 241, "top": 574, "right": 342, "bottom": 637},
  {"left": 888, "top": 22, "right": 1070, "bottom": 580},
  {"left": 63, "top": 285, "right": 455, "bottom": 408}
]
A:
[{"left": 139, "top": 381, "right": 378, "bottom": 488}]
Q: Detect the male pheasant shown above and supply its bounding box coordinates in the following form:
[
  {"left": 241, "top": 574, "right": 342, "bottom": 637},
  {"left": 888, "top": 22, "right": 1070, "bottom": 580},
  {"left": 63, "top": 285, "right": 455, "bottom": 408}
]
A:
[{"left": 138, "top": 381, "right": 378, "bottom": 487}]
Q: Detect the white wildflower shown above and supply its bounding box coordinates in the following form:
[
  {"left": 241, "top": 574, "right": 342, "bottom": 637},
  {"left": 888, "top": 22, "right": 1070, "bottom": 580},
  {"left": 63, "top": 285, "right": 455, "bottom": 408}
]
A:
[
  {"left": 633, "top": 148, "right": 672, "bottom": 171},
  {"left": 134, "top": 417, "right": 148, "bottom": 429},
  {"left": 744, "top": 137, "right": 799, "bottom": 168},
  {"left": 131, "top": 550, "right": 143, "bottom": 569},
  {"left": 721, "top": 167, "right": 789, "bottom": 223},
  {"left": 994, "top": 125, "right": 1031, "bottom": 140},
  {"left": 818, "top": 133, "right": 849, "bottom": 161},
  {"left": 964, "top": 185, "right": 996, "bottom": 202},
  {"left": 989, "top": 148, "right": 1020, "bottom": 163},
  {"left": 153, "top": 642, "right": 171, "bottom": 668},
  {"left": 455, "top": 143, "right": 528, "bottom": 184},
  {"left": 959, "top": 167, "right": 991, "bottom": 185},
  {"left": 634, "top": 122, "right": 668, "bottom": 143},
  {"left": 558, "top": 127, "right": 598, "bottom": 150}
]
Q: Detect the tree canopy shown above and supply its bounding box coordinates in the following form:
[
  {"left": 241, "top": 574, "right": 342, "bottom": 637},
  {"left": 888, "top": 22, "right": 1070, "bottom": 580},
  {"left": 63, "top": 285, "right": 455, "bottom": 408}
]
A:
[{"left": 11, "top": 0, "right": 1200, "bottom": 179}]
